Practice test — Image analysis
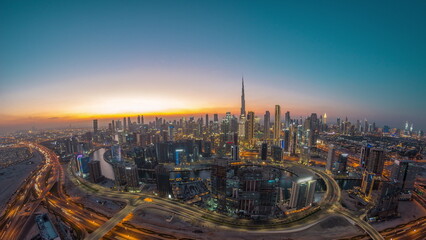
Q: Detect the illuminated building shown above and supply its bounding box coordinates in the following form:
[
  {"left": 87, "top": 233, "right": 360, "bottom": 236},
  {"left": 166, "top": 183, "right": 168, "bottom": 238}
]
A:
[
  {"left": 299, "top": 146, "right": 310, "bottom": 165},
  {"left": 323, "top": 113, "right": 327, "bottom": 124},
  {"left": 245, "top": 111, "right": 255, "bottom": 142},
  {"left": 240, "top": 77, "right": 246, "bottom": 118},
  {"left": 361, "top": 171, "right": 375, "bottom": 198},
  {"left": 231, "top": 145, "right": 239, "bottom": 161},
  {"left": 274, "top": 105, "right": 281, "bottom": 142},
  {"left": 326, "top": 144, "right": 335, "bottom": 172},
  {"left": 289, "top": 177, "right": 316, "bottom": 210},
  {"left": 333, "top": 153, "right": 348, "bottom": 175},
  {"left": 283, "top": 129, "right": 290, "bottom": 152}
]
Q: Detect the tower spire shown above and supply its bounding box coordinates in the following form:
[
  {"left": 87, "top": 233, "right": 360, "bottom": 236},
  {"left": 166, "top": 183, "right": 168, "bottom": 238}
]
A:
[{"left": 241, "top": 76, "right": 246, "bottom": 117}]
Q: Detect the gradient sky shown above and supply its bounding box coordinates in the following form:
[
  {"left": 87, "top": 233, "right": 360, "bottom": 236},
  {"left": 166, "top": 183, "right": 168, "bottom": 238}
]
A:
[{"left": 1, "top": 1, "right": 426, "bottom": 132}]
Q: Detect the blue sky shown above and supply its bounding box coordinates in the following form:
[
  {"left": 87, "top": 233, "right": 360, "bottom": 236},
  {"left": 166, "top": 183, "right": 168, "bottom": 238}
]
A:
[{"left": 1, "top": 1, "right": 426, "bottom": 130}]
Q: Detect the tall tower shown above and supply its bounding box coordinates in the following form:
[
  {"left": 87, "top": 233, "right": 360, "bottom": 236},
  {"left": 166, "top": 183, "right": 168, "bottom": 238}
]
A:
[
  {"left": 240, "top": 77, "right": 246, "bottom": 118},
  {"left": 274, "top": 105, "right": 281, "bottom": 141},
  {"left": 93, "top": 119, "right": 98, "bottom": 133}
]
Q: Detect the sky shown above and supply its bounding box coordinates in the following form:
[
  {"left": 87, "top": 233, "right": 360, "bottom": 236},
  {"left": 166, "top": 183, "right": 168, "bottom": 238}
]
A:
[{"left": 1, "top": 1, "right": 426, "bottom": 133}]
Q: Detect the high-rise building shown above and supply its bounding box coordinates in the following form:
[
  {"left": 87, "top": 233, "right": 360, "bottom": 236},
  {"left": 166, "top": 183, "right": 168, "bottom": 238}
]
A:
[
  {"left": 361, "top": 171, "right": 376, "bottom": 198},
  {"left": 141, "top": 115, "right": 144, "bottom": 125},
  {"left": 271, "top": 146, "right": 283, "bottom": 161},
  {"left": 125, "top": 164, "right": 139, "bottom": 188},
  {"left": 274, "top": 105, "right": 281, "bottom": 141},
  {"left": 155, "top": 164, "right": 173, "bottom": 198},
  {"left": 300, "top": 146, "right": 310, "bottom": 165},
  {"left": 88, "top": 160, "right": 103, "bottom": 183},
  {"left": 261, "top": 143, "right": 268, "bottom": 160},
  {"left": 93, "top": 119, "right": 98, "bottom": 134},
  {"left": 285, "top": 111, "right": 291, "bottom": 128},
  {"left": 205, "top": 114, "right": 209, "bottom": 129},
  {"left": 127, "top": 117, "right": 131, "bottom": 129},
  {"left": 323, "top": 113, "right": 327, "bottom": 125},
  {"left": 283, "top": 129, "right": 290, "bottom": 152},
  {"left": 368, "top": 182, "right": 399, "bottom": 220},
  {"left": 264, "top": 111, "right": 270, "bottom": 139},
  {"left": 326, "top": 144, "right": 335, "bottom": 172},
  {"left": 137, "top": 115, "right": 141, "bottom": 124},
  {"left": 289, "top": 178, "right": 316, "bottom": 210},
  {"left": 240, "top": 77, "right": 246, "bottom": 117},
  {"left": 245, "top": 111, "right": 255, "bottom": 141},
  {"left": 231, "top": 145, "right": 239, "bottom": 161},
  {"left": 366, "top": 148, "right": 385, "bottom": 175},
  {"left": 360, "top": 144, "right": 372, "bottom": 168},
  {"left": 391, "top": 160, "right": 417, "bottom": 190},
  {"left": 123, "top": 117, "right": 127, "bottom": 130},
  {"left": 333, "top": 153, "right": 348, "bottom": 175}
]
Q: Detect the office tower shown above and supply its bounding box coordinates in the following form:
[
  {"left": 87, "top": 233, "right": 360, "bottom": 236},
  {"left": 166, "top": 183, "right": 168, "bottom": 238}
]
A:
[
  {"left": 137, "top": 115, "right": 141, "bottom": 124},
  {"left": 361, "top": 171, "right": 376, "bottom": 198},
  {"left": 300, "top": 146, "right": 310, "bottom": 165},
  {"left": 231, "top": 145, "right": 239, "bottom": 161},
  {"left": 211, "top": 160, "right": 228, "bottom": 212},
  {"left": 283, "top": 129, "right": 290, "bottom": 152},
  {"left": 141, "top": 115, "right": 144, "bottom": 125},
  {"left": 285, "top": 111, "right": 291, "bottom": 128},
  {"left": 214, "top": 114, "right": 219, "bottom": 123},
  {"left": 123, "top": 117, "right": 127, "bottom": 130},
  {"left": 205, "top": 114, "right": 209, "bottom": 129},
  {"left": 261, "top": 143, "right": 268, "bottom": 160},
  {"left": 323, "top": 113, "right": 327, "bottom": 124},
  {"left": 240, "top": 77, "right": 246, "bottom": 117},
  {"left": 264, "top": 111, "right": 270, "bottom": 139},
  {"left": 360, "top": 144, "right": 372, "bottom": 168},
  {"left": 366, "top": 148, "right": 385, "bottom": 175},
  {"left": 112, "top": 120, "right": 115, "bottom": 132},
  {"left": 391, "top": 160, "right": 417, "bottom": 190},
  {"left": 88, "top": 160, "right": 103, "bottom": 183},
  {"left": 127, "top": 117, "right": 131, "bottom": 129},
  {"left": 274, "top": 105, "right": 281, "bottom": 141},
  {"left": 93, "top": 119, "right": 98, "bottom": 133},
  {"left": 333, "top": 153, "right": 348, "bottom": 175},
  {"left": 155, "top": 165, "right": 173, "bottom": 198},
  {"left": 125, "top": 164, "right": 139, "bottom": 188},
  {"left": 368, "top": 182, "right": 399, "bottom": 220},
  {"left": 326, "top": 144, "right": 335, "bottom": 172},
  {"left": 245, "top": 111, "right": 255, "bottom": 141},
  {"left": 271, "top": 146, "right": 283, "bottom": 161},
  {"left": 289, "top": 178, "right": 316, "bottom": 210}
]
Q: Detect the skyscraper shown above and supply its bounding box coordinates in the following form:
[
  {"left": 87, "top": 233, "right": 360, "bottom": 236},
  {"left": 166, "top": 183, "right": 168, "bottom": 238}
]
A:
[
  {"left": 264, "top": 111, "right": 270, "bottom": 139},
  {"left": 274, "top": 105, "right": 281, "bottom": 141},
  {"left": 360, "top": 144, "right": 372, "bottom": 168},
  {"left": 123, "top": 117, "right": 127, "bottom": 130},
  {"left": 391, "top": 160, "right": 417, "bottom": 190},
  {"left": 231, "top": 145, "right": 239, "bottom": 161},
  {"left": 245, "top": 111, "right": 255, "bottom": 141},
  {"left": 366, "top": 148, "right": 385, "bottom": 176},
  {"left": 285, "top": 111, "right": 291, "bottom": 128},
  {"left": 93, "top": 119, "right": 98, "bottom": 134},
  {"left": 205, "top": 114, "right": 209, "bottom": 129},
  {"left": 326, "top": 144, "right": 335, "bottom": 172},
  {"left": 289, "top": 178, "right": 316, "bottom": 210},
  {"left": 240, "top": 77, "right": 246, "bottom": 118},
  {"left": 261, "top": 143, "right": 268, "bottom": 160}
]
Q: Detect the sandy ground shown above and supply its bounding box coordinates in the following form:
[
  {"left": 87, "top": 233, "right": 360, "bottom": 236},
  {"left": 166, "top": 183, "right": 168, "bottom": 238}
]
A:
[
  {"left": 372, "top": 200, "right": 426, "bottom": 231},
  {"left": 129, "top": 207, "right": 363, "bottom": 240},
  {"left": 0, "top": 151, "right": 42, "bottom": 210}
]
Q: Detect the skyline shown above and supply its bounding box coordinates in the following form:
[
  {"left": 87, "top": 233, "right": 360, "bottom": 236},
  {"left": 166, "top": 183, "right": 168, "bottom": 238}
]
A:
[{"left": 1, "top": 1, "right": 426, "bottom": 132}]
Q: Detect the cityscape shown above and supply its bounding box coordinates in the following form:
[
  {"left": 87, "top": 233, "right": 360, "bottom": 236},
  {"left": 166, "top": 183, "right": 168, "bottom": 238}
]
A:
[{"left": 1, "top": 1, "right": 426, "bottom": 240}]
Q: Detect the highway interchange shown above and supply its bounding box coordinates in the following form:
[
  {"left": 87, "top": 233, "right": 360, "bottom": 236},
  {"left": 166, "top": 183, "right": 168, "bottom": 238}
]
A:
[{"left": 0, "top": 142, "right": 425, "bottom": 240}]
